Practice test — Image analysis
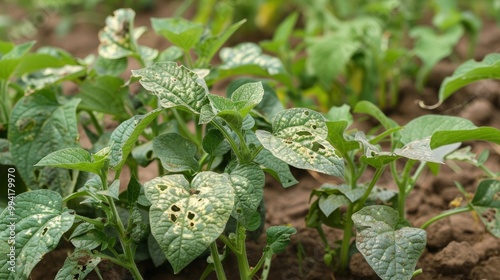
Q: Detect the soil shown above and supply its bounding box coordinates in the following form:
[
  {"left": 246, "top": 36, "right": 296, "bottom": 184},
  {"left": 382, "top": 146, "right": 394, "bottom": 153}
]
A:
[{"left": 5, "top": 0, "right": 500, "bottom": 279}]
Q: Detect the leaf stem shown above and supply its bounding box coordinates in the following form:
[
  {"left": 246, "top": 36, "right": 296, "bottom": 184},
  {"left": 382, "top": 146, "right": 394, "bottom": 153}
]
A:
[
  {"left": 260, "top": 257, "right": 272, "bottom": 280},
  {"left": 234, "top": 223, "right": 251, "bottom": 280},
  {"left": 209, "top": 242, "right": 227, "bottom": 280},
  {"left": 420, "top": 206, "right": 471, "bottom": 229},
  {"left": 218, "top": 234, "right": 240, "bottom": 254},
  {"left": 211, "top": 119, "right": 245, "bottom": 162},
  {"left": 172, "top": 108, "right": 202, "bottom": 150},
  {"left": 248, "top": 253, "right": 266, "bottom": 279},
  {"left": 74, "top": 214, "right": 104, "bottom": 228}
]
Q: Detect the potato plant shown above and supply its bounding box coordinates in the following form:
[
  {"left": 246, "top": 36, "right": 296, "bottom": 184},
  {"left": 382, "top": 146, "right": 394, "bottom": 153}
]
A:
[{"left": 1, "top": 5, "right": 500, "bottom": 280}]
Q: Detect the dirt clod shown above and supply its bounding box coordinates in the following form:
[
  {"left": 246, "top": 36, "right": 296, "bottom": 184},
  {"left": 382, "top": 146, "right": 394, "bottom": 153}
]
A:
[{"left": 433, "top": 241, "right": 479, "bottom": 274}]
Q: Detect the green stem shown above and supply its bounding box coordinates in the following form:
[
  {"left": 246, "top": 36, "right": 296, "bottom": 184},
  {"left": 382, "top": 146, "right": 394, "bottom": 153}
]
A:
[
  {"left": 407, "top": 161, "right": 427, "bottom": 193},
  {"left": 397, "top": 160, "right": 416, "bottom": 218},
  {"left": 87, "top": 111, "right": 104, "bottom": 136},
  {"left": 355, "top": 167, "right": 385, "bottom": 212},
  {"left": 339, "top": 203, "right": 354, "bottom": 273},
  {"left": 99, "top": 172, "right": 143, "bottom": 280},
  {"left": 199, "top": 264, "right": 215, "bottom": 280},
  {"left": 420, "top": 206, "right": 471, "bottom": 229},
  {"left": 209, "top": 242, "right": 227, "bottom": 280},
  {"left": 75, "top": 214, "right": 104, "bottom": 228},
  {"left": 248, "top": 253, "right": 266, "bottom": 279},
  {"left": 234, "top": 223, "right": 251, "bottom": 280},
  {"left": 94, "top": 253, "right": 131, "bottom": 269},
  {"left": 211, "top": 119, "right": 244, "bottom": 162},
  {"left": 260, "top": 257, "right": 272, "bottom": 280},
  {"left": 218, "top": 234, "right": 240, "bottom": 254}
]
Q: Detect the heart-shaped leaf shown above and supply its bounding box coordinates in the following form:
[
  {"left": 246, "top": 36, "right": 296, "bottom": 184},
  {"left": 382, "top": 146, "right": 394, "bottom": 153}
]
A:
[
  {"left": 144, "top": 172, "right": 234, "bottom": 273},
  {"left": 153, "top": 133, "right": 199, "bottom": 172},
  {"left": 352, "top": 205, "right": 426, "bottom": 280},
  {"left": 256, "top": 108, "right": 344, "bottom": 177},
  {"left": 132, "top": 62, "right": 209, "bottom": 114},
  {"left": 0, "top": 190, "right": 75, "bottom": 280}
]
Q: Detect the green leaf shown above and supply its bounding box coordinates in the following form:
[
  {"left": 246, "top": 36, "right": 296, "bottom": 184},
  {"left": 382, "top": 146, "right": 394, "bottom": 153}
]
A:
[
  {"left": 78, "top": 76, "right": 129, "bottom": 119},
  {"left": 156, "top": 46, "right": 183, "bottom": 62},
  {"left": 93, "top": 56, "right": 128, "bottom": 76},
  {"left": 228, "top": 164, "right": 265, "bottom": 228},
  {"left": 400, "top": 115, "right": 476, "bottom": 145},
  {"left": 54, "top": 249, "right": 100, "bottom": 280},
  {"left": 264, "top": 225, "right": 297, "bottom": 256},
  {"left": 227, "top": 78, "right": 284, "bottom": 122},
  {"left": 108, "top": 109, "right": 162, "bottom": 171},
  {"left": 432, "top": 127, "right": 500, "bottom": 148},
  {"left": 426, "top": 53, "right": 500, "bottom": 108},
  {"left": 307, "top": 33, "right": 360, "bottom": 88},
  {"left": 352, "top": 205, "right": 426, "bottom": 280},
  {"left": 319, "top": 194, "right": 350, "bottom": 217},
  {"left": 153, "top": 133, "right": 199, "bottom": 173},
  {"left": 260, "top": 12, "right": 298, "bottom": 53},
  {"left": 256, "top": 108, "right": 344, "bottom": 177},
  {"left": 35, "top": 147, "right": 108, "bottom": 174},
  {"left": 132, "top": 62, "right": 209, "bottom": 114},
  {"left": 324, "top": 104, "right": 353, "bottom": 125},
  {"left": 0, "top": 41, "right": 35, "bottom": 80},
  {"left": 326, "top": 121, "right": 359, "bottom": 156},
  {"left": 195, "top": 19, "right": 246, "bottom": 64},
  {"left": 8, "top": 90, "right": 80, "bottom": 193},
  {"left": 354, "top": 101, "right": 398, "bottom": 130},
  {"left": 411, "top": 26, "right": 463, "bottom": 90},
  {"left": 470, "top": 179, "right": 500, "bottom": 237},
  {"left": 151, "top": 17, "right": 204, "bottom": 51},
  {"left": 202, "top": 129, "right": 231, "bottom": 156},
  {"left": 230, "top": 82, "right": 265, "bottom": 116},
  {"left": 144, "top": 172, "right": 234, "bottom": 273},
  {"left": 0, "top": 190, "right": 75, "bottom": 280},
  {"left": 127, "top": 175, "right": 142, "bottom": 205},
  {"left": 216, "top": 43, "right": 291, "bottom": 87},
  {"left": 22, "top": 65, "right": 86, "bottom": 93}
]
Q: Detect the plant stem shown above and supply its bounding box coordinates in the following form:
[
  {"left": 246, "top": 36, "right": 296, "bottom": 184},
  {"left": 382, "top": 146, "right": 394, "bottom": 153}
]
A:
[
  {"left": 339, "top": 203, "right": 354, "bottom": 273},
  {"left": 355, "top": 167, "right": 385, "bottom": 212},
  {"left": 397, "top": 160, "right": 416, "bottom": 218},
  {"left": 172, "top": 109, "right": 201, "bottom": 149},
  {"left": 234, "top": 223, "right": 251, "bottom": 280},
  {"left": 209, "top": 242, "right": 227, "bottom": 280},
  {"left": 260, "top": 257, "right": 272, "bottom": 280},
  {"left": 99, "top": 172, "right": 144, "bottom": 280},
  {"left": 420, "top": 206, "right": 471, "bottom": 229},
  {"left": 74, "top": 214, "right": 104, "bottom": 228},
  {"left": 211, "top": 119, "right": 245, "bottom": 162},
  {"left": 218, "top": 234, "right": 240, "bottom": 254},
  {"left": 248, "top": 253, "right": 266, "bottom": 279},
  {"left": 0, "top": 80, "right": 10, "bottom": 127}
]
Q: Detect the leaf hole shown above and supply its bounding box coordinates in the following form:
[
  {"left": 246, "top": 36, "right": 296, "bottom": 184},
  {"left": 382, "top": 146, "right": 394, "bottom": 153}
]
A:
[
  {"left": 73, "top": 273, "right": 80, "bottom": 280},
  {"left": 190, "top": 222, "right": 194, "bottom": 227},
  {"left": 296, "top": 131, "right": 312, "bottom": 136},
  {"left": 311, "top": 142, "right": 325, "bottom": 152},
  {"left": 171, "top": 205, "right": 181, "bottom": 212},
  {"left": 157, "top": 184, "right": 168, "bottom": 191},
  {"left": 187, "top": 212, "right": 195, "bottom": 220},
  {"left": 146, "top": 150, "right": 153, "bottom": 159},
  {"left": 42, "top": 227, "right": 48, "bottom": 235},
  {"left": 170, "top": 214, "right": 177, "bottom": 222},
  {"left": 236, "top": 208, "right": 242, "bottom": 214},
  {"left": 312, "top": 125, "right": 317, "bottom": 129},
  {"left": 81, "top": 265, "right": 87, "bottom": 271},
  {"left": 304, "top": 111, "right": 309, "bottom": 116}
]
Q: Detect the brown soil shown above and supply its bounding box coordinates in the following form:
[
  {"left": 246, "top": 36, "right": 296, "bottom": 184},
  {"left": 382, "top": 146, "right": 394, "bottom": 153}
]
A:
[{"left": 6, "top": 0, "right": 500, "bottom": 279}]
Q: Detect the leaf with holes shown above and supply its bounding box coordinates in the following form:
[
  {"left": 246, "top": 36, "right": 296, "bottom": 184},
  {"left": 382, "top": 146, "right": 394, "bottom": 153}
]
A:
[
  {"left": 153, "top": 133, "right": 199, "bottom": 173},
  {"left": 54, "top": 249, "right": 101, "bottom": 280},
  {"left": 132, "top": 62, "right": 209, "bottom": 114},
  {"left": 0, "top": 190, "right": 75, "bottom": 280},
  {"left": 256, "top": 108, "right": 344, "bottom": 177},
  {"left": 352, "top": 205, "right": 426, "bottom": 280},
  {"left": 144, "top": 172, "right": 234, "bottom": 273},
  {"left": 8, "top": 89, "right": 80, "bottom": 194},
  {"left": 108, "top": 109, "right": 162, "bottom": 171},
  {"left": 228, "top": 163, "right": 265, "bottom": 228},
  {"left": 470, "top": 179, "right": 500, "bottom": 237},
  {"left": 98, "top": 8, "right": 157, "bottom": 61}
]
